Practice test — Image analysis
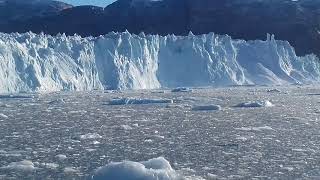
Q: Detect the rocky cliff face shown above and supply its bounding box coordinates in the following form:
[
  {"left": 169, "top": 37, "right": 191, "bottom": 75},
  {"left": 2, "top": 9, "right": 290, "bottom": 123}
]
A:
[
  {"left": 0, "top": 0, "right": 72, "bottom": 32},
  {"left": 0, "top": 0, "right": 319, "bottom": 56},
  {"left": 186, "top": 0, "right": 320, "bottom": 56}
]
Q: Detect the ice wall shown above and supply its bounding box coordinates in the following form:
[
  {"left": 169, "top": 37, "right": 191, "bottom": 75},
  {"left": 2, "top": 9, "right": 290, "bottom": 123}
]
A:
[{"left": 0, "top": 31, "right": 319, "bottom": 93}]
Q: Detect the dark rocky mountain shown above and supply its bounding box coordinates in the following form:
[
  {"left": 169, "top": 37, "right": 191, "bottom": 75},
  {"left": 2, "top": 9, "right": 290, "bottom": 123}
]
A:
[
  {"left": 0, "top": 0, "right": 72, "bottom": 21},
  {"left": 0, "top": 0, "right": 72, "bottom": 32},
  {"left": 0, "top": 0, "right": 320, "bottom": 56}
]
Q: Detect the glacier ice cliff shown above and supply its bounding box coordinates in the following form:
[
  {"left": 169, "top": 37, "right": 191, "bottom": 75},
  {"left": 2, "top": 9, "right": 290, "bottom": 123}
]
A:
[{"left": 0, "top": 31, "right": 319, "bottom": 93}]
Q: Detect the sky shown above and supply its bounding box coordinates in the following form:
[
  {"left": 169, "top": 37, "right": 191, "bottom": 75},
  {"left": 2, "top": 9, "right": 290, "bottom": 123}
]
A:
[{"left": 61, "top": 0, "right": 116, "bottom": 7}]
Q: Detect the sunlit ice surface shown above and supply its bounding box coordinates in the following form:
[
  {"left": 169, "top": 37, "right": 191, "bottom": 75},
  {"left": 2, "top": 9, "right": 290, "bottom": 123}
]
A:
[{"left": 0, "top": 85, "right": 320, "bottom": 179}]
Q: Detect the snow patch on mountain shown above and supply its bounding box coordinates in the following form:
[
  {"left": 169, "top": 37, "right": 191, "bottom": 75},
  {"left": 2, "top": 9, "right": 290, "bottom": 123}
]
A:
[{"left": 0, "top": 31, "right": 319, "bottom": 93}]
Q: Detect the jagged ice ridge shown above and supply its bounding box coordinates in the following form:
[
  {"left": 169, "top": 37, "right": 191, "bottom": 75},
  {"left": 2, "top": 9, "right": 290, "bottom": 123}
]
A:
[{"left": 0, "top": 31, "right": 319, "bottom": 93}]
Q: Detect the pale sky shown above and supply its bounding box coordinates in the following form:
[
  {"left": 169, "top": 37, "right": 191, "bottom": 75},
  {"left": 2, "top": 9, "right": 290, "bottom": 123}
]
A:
[{"left": 61, "top": 0, "right": 116, "bottom": 7}]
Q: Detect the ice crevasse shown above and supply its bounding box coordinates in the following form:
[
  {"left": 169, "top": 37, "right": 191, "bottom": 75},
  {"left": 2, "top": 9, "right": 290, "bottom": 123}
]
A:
[{"left": 0, "top": 31, "right": 319, "bottom": 93}]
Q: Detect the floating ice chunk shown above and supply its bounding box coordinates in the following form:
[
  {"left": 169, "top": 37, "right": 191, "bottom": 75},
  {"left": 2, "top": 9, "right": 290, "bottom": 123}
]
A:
[
  {"left": 0, "top": 104, "right": 12, "bottom": 108},
  {"left": 56, "top": 154, "right": 67, "bottom": 161},
  {"left": 144, "top": 139, "right": 153, "bottom": 143},
  {"left": 0, "top": 150, "right": 22, "bottom": 157},
  {"left": 0, "top": 113, "right": 8, "bottom": 118},
  {"left": 171, "top": 87, "right": 193, "bottom": 93},
  {"left": 80, "top": 133, "right": 102, "bottom": 140},
  {"left": 64, "top": 167, "right": 79, "bottom": 174},
  {"left": 235, "top": 126, "right": 273, "bottom": 131},
  {"left": 234, "top": 100, "right": 274, "bottom": 108},
  {"left": 93, "top": 157, "right": 182, "bottom": 180},
  {"left": 166, "top": 104, "right": 186, "bottom": 109},
  {"left": 109, "top": 98, "right": 173, "bottom": 105},
  {"left": 267, "top": 89, "right": 281, "bottom": 93},
  {"left": 192, "top": 105, "right": 222, "bottom": 111},
  {"left": 207, "top": 173, "right": 219, "bottom": 179},
  {"left": 40, "top": 163, "right": 59, "bottom": 170},
  {"left": 132, "top": 123, "right": 139, "bottom": 127},
  {"left": 1, "top": 160, "right": 37, "bottom": 172},
  {"left": 121, "top": 125, "right": 133, "bottom": 130},
  {"left": 48, "top": 98, "right": 65, "bottom": 104},
  {"left": 68, "top": 110, "right": 87, "bottom": 114}
]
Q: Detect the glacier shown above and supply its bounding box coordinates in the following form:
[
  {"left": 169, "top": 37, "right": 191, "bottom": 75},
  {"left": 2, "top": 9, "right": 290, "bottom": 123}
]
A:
[{"left": 0, "top": 31, "right": 319, "bottom": 93}]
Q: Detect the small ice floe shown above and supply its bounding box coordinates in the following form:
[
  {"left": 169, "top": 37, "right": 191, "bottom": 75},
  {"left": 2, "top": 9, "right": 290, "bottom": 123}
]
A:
[
  {"left": 0, "top": 150, "right": 22, "bottom": 157},
  {"left": 0, "top": 104, "right": 12, "bottom": 108},
  {"left": 307, "top": 93, "right": 320, "bottom": 96},
  {"left": 121, "top": 125, "right": 133, "bottom": 130},
  {"left": 40, "top": 163, "right": 59, "bottom": 170},
  {"left": 171, "top": 87, "right": 192, "bottom": 93},
  {"left": 109, "top": 98, "right": 173, "bottom": 105},
  {"left": 1, "top": 160, "right": 38, "bottom": 172},
  {"left": 0, "top": 95, "right": 34, "bottom": 99},
  {"left": 92, "top": 157, "right": 182, "bottom": 180},
  {"left": 86, "top": 148, "right": 96, "bottom": 152},
  {"left": 132, "top": 123, "right": 139, "bottom": 128},
  {"left": 235, "top": 136, "right": 249, "bottom": 141},
  {"left": 235, "top": 126, "right": 273, "bottom": 131},
  {"left": 64, "top": 167, "right": 80, "bottom": 174},
  {"left": 151, "top": 90, "right": 166, "bottom": 94},
  {"left": 144, "top": 139, "right": 153, "bottom": 143},
  {"left": 192, "top": 105, "right": 221, "bottom": 111},
  {"left": 0, "top": 113, "right": 8, "bottom": 119},
  {"left": 207, "top": 173, "right": 219, "bottom": 179},
  {"left": 291, "top": 148, "right": 315, "bottom": 153},
  {"left": 91, "top": 141, "right": 101, "bottom": 145},
  {"left": 56, "top": 154, "right": 67, "bottom": 161},
  {"left": 68, "top": 110, "right": 87, "bottom": 114},
  {"left": 80, "top": 133, "right": 102, "bottom": 140},
  {"left": 166, "top": 104, "right": 188, "bottom": 109},
  {"left": 267, "top": 89, "right": 281, "bottom": 93},
  {"left": 48, "top": 98, "right": 65, "bottom": 105},
  {"left": 234, "top": 100, "right": 274, "bottom": 108}
]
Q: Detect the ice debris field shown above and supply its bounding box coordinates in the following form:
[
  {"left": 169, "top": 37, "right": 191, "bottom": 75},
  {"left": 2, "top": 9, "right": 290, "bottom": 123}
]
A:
[
  {"left": 0, "top": 86, "right": 320, "bottom": 179},
  {"left": 0, "top": 31, "right": 320, "bottom": 93},
  {"left": 1, "top": 31, "right": 320, "bottom": 179}
]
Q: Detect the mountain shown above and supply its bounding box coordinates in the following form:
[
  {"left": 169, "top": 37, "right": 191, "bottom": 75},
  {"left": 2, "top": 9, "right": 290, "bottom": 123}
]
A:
[
  {"left": 0, "top": 0, "right": 72, "bottom": 21},
  {"left": 0, "top": 0, "right": 72, "bottom": 32},
  {"left": 0, "top": 0, "right": 319, "bottom": 56}
]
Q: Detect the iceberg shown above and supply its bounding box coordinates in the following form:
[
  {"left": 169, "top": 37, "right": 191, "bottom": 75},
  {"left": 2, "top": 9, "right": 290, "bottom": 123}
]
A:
[
  {"left": 0, "top": 31, "right": 319, "bottom": 93},
  {"left": 192, "top": 105, "right": 222, "bottom": 111},
  {"left": 92, "top": 157, "right": 182, "bottom": 180},
  {"left": 108, "top": 98, "right": 173, "bottom": 105},
  {"left": 234, "top": 100, "right": 274, "bottom": 108}
]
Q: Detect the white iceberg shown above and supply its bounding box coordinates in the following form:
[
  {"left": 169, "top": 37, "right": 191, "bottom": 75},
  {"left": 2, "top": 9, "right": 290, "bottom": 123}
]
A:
[
  {"left": 92, "top": 157, "right": 183, "bottom": 180},
  {"left": 1, "top": 160, "right": 38, "bottom": 172},
  {"left": 192, "top": 105, "right": 222, "bottom": 111},
  {"left": 109, "top": 98, "right": 173, "bottom": 105},
  {"left": 234, "top": 100, "right": 274, "bottom": 108}
]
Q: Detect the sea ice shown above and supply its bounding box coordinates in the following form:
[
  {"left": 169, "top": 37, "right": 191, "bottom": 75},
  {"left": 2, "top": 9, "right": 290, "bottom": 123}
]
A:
[
  {"left": 0, "top": 113, "right": 8, "bottom": 118},
  {"left": 80, "top": 133, "right": 103, "bottom": 140},
  {"left": 234, "top": 100, "right": 274, "bottom": 108},
  {"left": 267, "top": 89, "right": 281, "bottom": 93},
  {"left": 121, "top": 125, "right": 133, "bottom": 130},
  {"left": 1, "top": 160, "right": 37, "bottom": 172},
  {"left": 56, "top": 154, "right": 67, "bottom": 161},
  {"left": 171, "top": 87, "right": 193, "bottom": 93},
  {"left": 109, "top": 98, "right": 173, "bottom": 105},
  {"left": 192, "top": 105, "right": 222, "bottom": 111},
  {"left": 64, "top": 167, "right": 80, "bottom": 174}
]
